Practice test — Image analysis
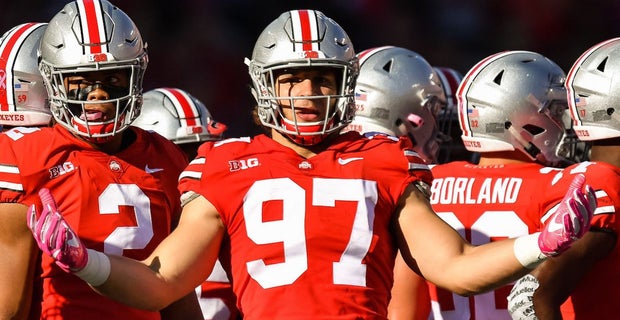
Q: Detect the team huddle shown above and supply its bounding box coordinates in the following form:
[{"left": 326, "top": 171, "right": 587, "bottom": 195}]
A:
[{"left": 0, "top": 1, "right": 617, "bottom": 320}]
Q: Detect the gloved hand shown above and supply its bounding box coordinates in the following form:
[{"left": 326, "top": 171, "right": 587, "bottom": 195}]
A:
[
  {"left": 538, "top": 173, "right": 596, "bottom": 256},
  {"left": 28, "top": 188, "right": 88, "bottom": 272},
  {"left": 507, "top": 274, "right": 539, "bottom": 320}
]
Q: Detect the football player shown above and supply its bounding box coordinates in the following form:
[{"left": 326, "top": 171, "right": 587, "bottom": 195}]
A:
[
  {"left": 0, "top": 1, "right": 202, "bottom": 319},
  {"left": 508, "top": 38, "right": 620, "bottom": 320},
  {"left": 0, "top": 21, "right": 49, "bottom": 320}
]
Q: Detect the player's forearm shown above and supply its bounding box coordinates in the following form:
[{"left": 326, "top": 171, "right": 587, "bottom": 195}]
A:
[
  {"left": 0, "top": 263, "right": 35, "bottom": 320},
  {"left": 0, "top": 208, "right": 37, "bottom": 320},
  {"left": 437, "top": 238, "right": 533, "bottom": 296},
  {"left": 90, "top": 254, "right": 180, "bottom": 312}
]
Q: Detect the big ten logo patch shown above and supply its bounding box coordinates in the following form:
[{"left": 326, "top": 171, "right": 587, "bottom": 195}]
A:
[
  {"left": 49, "top": 162, "right": 76, "bottom": 179},
  {"left": 228, "top": 158, "right": 260, "bottom": 172}
]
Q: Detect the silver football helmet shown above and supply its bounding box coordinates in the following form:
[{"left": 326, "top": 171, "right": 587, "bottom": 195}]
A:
[
  {"left": 348, "top": 46, "right": 446, "bottom": 163},
  {"left": 458, "top": 51, "right": 572, "bottom": 166},
  {"left": 0, "top": 22, "right": 50, "bottom": 127},
  {"left": 245, "top": 9, "right": 358, "bottom": 145},
  {"left": 133, "top": 88, "right": 226, "bottom": 144},
  {"left": 566, "top": 37, "right": 620, "bottom": 141},
  {"left": 39, "top": 0, "right": 148, "bottom": 142}
]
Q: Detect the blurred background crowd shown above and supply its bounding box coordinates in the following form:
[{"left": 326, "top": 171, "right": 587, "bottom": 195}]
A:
[{"left": 3, "top": 0, "right": 620, "bottom": 137}]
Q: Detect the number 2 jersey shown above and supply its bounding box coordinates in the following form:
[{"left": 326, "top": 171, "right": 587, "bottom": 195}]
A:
[
  {"left": 0, "top": 125, "right": 188, "bottom": 319},
  {"left": 178, "top": 132, "right": 433, "bottom": 320},
  {"left": 426, "top": 161, "right": 561, "bottom": 320}
]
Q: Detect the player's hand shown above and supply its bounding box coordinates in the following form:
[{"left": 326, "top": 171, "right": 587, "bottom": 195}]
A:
[
  {"left": 507, "top": 274, "right": 539, "bottom": 320},
  {"left": 28, "top": 188, "right": 88, "bottom": 272},
  {"left": 538, "top": 174, "right": 596, "bottom": 256}
]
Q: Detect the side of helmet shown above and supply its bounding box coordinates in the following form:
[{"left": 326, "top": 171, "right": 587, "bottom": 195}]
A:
[
  {"left": 349, "top": 45, "right": 446, "bottom": 163},
  {"left": 246, "top": 9, "right": 358, "bottom": 145},
  {"left": 458, "top": 50, "right": 570, "bottom": 166},
  {"left": 0, "top": 22, "right": 50, "bottom": 127},
  {"left": 39, "top": 0, "right": 148, "bottom": 141},
  {"left": 433, "top": 66, "right": 468, "bottom": 163},
  {"left": 134, "top": 88, "right": 226, "bottom": 144},
  {"left": 566, "top": 37, "right": 620, "bottom": 141}
]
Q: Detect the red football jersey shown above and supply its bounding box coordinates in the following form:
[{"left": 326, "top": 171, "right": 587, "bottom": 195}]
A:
[
  {"left": 196, "top": 259, "right": 240, "bottom": 320},
  {"left": 178, "top": 132, "right": 432, "bottom": 319},
  {"left": 426, "top": 161, "right": 560, "bottom": 320},
  {"left": 540, "top": 161, "right": 620, "bottom": 319},
  {"left": 0, "top": 125, "right": 188, "bottom": 319}
]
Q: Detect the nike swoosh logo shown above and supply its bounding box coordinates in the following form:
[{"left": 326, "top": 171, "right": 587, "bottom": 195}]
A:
[
  {"left": 145, "top": 164, "right": 164, "bottom": 174},
  {"left": 547, "top": 217, "right": 564, "bottom": 233},
  {"left": 338, "top": 157, "right": 364, "bottom": 165}
]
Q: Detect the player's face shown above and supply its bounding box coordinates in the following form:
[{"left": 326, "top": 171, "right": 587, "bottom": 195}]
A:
[
  {"left": 63, "top": 69, "right": 130, "bottom": 122},
  {"left": 274, "top": 67, "right": 338, "bottom": 123}
]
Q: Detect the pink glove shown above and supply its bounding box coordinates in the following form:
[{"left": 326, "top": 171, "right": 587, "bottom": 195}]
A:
[
  {"left": 28, "top": 188, "right": 88, "bottom": 272},
  {"left": 538, "top": 173, "right": 596, "bottom": 256}
]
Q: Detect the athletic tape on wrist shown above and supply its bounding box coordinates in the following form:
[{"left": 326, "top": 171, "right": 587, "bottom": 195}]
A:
[
  {"left": 74, "top": 249, "right": 111, "bottom": 286},
  {"left": 513, "top": 233, "right": 546, "bottom": 269}
]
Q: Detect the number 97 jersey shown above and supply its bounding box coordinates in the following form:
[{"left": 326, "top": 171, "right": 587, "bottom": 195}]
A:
[{"left": 178, "top": 132, "right": 432, "bottom": 319}]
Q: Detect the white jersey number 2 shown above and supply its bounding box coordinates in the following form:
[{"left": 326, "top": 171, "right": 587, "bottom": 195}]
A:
[
  {"left": 243, "top": 178, "right": 378, "bottom": 289},
  {"left": 100, "top": 184, "right": 154, "bottom": 256}
]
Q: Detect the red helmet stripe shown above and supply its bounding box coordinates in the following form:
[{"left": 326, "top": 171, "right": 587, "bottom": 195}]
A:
[
  {"left": 157, "top": 88, "right": 200, "bottom": 127},
  {"left": 0, "top": 23, "right": 42, "bottom": 112},
  {"left": 357, "top": 46, "right": 394, "bottom": 66},
  {"left": 77, "top": 0, "right": 107, "bottom": 54},
  {"left": 291, "top": 10, "right": 319, "bottom": 53}
]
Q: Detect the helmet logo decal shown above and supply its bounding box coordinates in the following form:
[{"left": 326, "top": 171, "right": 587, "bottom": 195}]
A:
[
  {"left": 77, "top": 0, "right": 109, "bottom": 54},
  {"left": 290, "top": 10, "right": 320, "bottom": 52},
  {"left": 87, "top": 53, "right": 109, "bottom": 62},
  {"left": 302, "top": 51, "right": 319, "bottom": 59},
  {"left": 0, "top": 23, "right": 42, "bottom": 112}
]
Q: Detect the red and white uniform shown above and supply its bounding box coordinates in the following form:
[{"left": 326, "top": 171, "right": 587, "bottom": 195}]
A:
[
  {"left": 541, "top": 161, "right": 620, "bottom": 320},
  {"left": 426, "top": 161, "right": 560, "bottom": 320},
  {"left": 178, "top": 132, "right": 432, "bottom": 319},
  {"left": 196, "top": 259, "right": 240, "bottom": 320},
  {"left": 0, "top": 125, "right": 187, "bottom": 319}
]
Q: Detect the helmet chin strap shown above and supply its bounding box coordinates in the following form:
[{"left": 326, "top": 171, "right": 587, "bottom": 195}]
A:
[
  {"left": 70, "top": 114, "right": 125, "bottom": 144},
  {"left": 280, "top": 117, "right": 333, "bottom": 146}
]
